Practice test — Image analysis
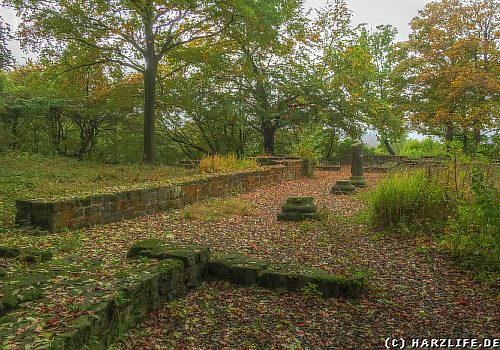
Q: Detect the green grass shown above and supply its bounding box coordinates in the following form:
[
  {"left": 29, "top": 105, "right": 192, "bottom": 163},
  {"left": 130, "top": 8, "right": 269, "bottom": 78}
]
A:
[
  {"left": 181, "top": 198, "right": 256, "bottom": 221},
  {"left": 367, "top": 169, "right": 453, "bottom": 230},
  {"left": 0, "top": 151, "right": 199, "bottom": 225}
]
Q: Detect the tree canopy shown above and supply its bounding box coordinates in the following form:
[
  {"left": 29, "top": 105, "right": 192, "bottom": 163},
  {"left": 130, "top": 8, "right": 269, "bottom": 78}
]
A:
[{"left": 0, "top": 0, "right": 498, "bottom": 161}]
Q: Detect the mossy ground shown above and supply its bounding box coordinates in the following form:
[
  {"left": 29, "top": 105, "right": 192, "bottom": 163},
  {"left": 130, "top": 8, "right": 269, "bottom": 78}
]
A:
[{"left": 0, "top": 151, "right": 199, "bottom": 225}]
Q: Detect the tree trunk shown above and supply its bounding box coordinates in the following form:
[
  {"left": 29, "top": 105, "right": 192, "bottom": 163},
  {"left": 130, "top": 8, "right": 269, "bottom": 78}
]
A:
[
  {"left": 262, "top": 122, "right": 276, "bottom": 154},
  {"left": 143, "top": 13, "right": 157, "bottom": 163},
  {"left": 143, "top": 61, "right": 157, "bottom": 163},
  {"left": 473, "top": 125, "right": 481, "bottom": 153},
  {"left": 382, "top": 138, "right": 395, "bottom": 155}
]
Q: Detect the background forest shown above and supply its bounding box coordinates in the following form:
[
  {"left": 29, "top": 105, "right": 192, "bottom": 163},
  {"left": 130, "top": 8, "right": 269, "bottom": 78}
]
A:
[{"left": 0, "top": 0, "right": 498, "bottom": 163}]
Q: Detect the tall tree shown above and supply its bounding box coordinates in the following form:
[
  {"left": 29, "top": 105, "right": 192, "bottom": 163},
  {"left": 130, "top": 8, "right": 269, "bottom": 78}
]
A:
[
  {"left": 360, "top": 25, "right": 405, "bottom": 155},
  {"left": 4, "top": 0, "right": 246, "bottom": 162},
  {"left": 394, "top": 0, "right": 499, "bottom": 152},
  {"left": 306, "top": 0, "right": 371, "bottom": 145},
  {"left": 215, "top": 0, "right": 308, "bottom": 154},
  {"left": 0, "top": 15, "right": 14, "bottom": 69}
]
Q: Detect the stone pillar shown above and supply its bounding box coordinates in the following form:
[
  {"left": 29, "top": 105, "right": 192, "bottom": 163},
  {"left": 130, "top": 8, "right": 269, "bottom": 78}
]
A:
[
  {"left": 350, "top": 143, "right": 367, "bottom": 187},
  {"left": 302, "top": 159, "right": 314, "bottom": 178}
]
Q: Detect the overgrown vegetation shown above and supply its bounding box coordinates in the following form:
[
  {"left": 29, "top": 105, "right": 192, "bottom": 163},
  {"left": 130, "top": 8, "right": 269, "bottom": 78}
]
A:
[
  {"left": 373, "top": 137, "right": 445, "bottom": 157},
  {"left": 0, "top": 151, "right": 198, "bottom": 224},
  {"left": 367, "top": 154, "right": 500, "bottom": 278},
  {"left": 367, "top": 170, "right": 452, "bottom": 229},
  {"left": 198, "top": 154, "right": 258, "bottom": 174},
  {"left": 440, "top": 167, "right": 500, "bottom": 274}
]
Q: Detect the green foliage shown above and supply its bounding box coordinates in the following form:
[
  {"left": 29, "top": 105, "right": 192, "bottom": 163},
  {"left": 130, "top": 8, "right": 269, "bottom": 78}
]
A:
[
  {"left": 440, "top": 168, "right": 500, "bottom": 272},
  {"left": 367, "top": 170, "right": 452, "bottom": 229},
  {"left": 290, "top": 125, "right": 323, "bottom": 164},
  {"left": 198, "top": 154, "right": 258, "bottom": 174},
  {"left": 114, "top": 290, "right": 130, "bottom": 307},
  {"left": 394, "top": 0, "right": 499, "bottom": 151},
  {"left": 373, "top": 137, "right": 445, "bottom": 158},
  {"left": 0, "top": 151, "right": 198, "bottom": 225},
  {"left": 322, "top": 136, "right": 358, "bottom": 161},
  {"left": 0, "top": 16, "right": 13, "bottom": 69},
  {"left": 300, "top": 282, "right": 322, "bottom": 298},
  {"left": 399, "top": 138, "right": 445, "bottom": 158}
]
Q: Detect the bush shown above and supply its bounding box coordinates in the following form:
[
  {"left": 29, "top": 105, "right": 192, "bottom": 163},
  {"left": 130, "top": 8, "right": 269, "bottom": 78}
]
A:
[
  {"left": 290, "top": 125, "right": 323, "bottom": 164},
  {"left": 367, "top": 170, "right": 452, "bottom": 229},
  {"left": 199, "top": 154, "right": 258, "bottom": 173},
  {"left": 440, "top": 168, "right": 500, "bottom": 271},
  {"left": 399, "top": 138, "right": 445, "bottom": 158}
]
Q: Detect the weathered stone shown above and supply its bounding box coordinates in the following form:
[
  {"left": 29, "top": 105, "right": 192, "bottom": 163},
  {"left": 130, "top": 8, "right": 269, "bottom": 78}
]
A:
[
  {"left": 281, "top": 203, "right": 318, "bottom": 214},
  {"left": 15, "top": 159, "right": 311, "bottom": 231},
  {"left": 302, "top": 159, "right": 315, "bottom": 178},
  {"left": 351, "top": 143, "right": 365, "bottom": 176},
  {"left": 286, "top": 196, "right": 314, "bottom": 205},
  {"left": 330, "top": 180, "right": 356, "bottom": 195},
  {"left": 349, "top": 175, "right": 367, "bottom": 187},
  {"left": 277, "top": 212, "right": 319, "bottom": 221},
  {"left": 278, "top": 196, "right": 319, "bottom": 221},
  {"left": 18, "top": 248, "right": 53, "bottom": 264},
  {"left": 350, "top": 142, "right": 367, "bottom": 187},
  {"left": 258, "top": 264, "right": 365, "bottom": 298},
  {"left": 206, "top": 254, "right": 269, "bottom": 286},
  {"left": 0, "top": 267, "right": 6, "bottom": 278},
  {"left": 127, "top": 239, "right": 209, "bottom": 287}
]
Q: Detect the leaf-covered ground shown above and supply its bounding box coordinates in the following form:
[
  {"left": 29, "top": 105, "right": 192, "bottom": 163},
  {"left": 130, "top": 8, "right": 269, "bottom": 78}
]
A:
[{"left": 1, "top": 168, "right": 499, "bottom": 349}]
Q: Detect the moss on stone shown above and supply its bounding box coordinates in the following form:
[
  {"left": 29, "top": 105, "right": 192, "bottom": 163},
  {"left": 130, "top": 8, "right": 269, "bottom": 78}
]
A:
[
  {"left": 127, "top": 239, "right": 209, "bottom": 267},
  {"left": 258, "top": 263, "right": 365, "bottom": 298},
  {"left": 330, "top": 180, "right": 356, "bottom": 195},
  {"left": 18, "top": 247, "right": 53, "bottom": 264},
  {"left": 281, "top": 203, "right": 318, "bottom": 214},
  {"left": 207, "top": 254, "right": 269, "bottom": 286},
  {"left": 286, "top": 197, "right": 313, "bottom": 205},
  {"left": 349, "top": 176, "right": 367, "bottom": 187},
  {"left": 277, "top": 212, "right": 319, "bottom": 221}
]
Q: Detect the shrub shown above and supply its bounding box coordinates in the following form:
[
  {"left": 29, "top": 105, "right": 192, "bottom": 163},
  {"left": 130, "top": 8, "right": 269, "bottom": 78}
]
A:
[
  {"left": 199, "top": 154, "right": 258, "bottom": 173},
  {"left": 367, "top": 170, "right": 453, "bottom": 229},
  {"left": 440, "top": 168, "right": 500, "bottom": 271}
]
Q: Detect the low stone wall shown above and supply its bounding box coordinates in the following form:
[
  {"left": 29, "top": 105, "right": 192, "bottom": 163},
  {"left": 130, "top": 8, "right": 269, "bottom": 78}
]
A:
[
  {"left": 336, "top": 154, "right": 409, "bottom": 165},
  {"left": 15, "top": 159, "right": 310, "bottom": 231},
  {"left": 4, "top": 240, "right": 364, "bottom": 349}
]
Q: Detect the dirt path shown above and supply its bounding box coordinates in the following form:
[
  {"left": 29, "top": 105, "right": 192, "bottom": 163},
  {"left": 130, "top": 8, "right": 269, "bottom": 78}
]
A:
[{"left": 104, "top": 169, "right": 500, "bottom": 350}]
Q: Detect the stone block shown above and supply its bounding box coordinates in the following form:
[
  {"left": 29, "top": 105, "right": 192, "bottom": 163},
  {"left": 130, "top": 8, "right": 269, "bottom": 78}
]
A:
[
  {"left": 281, "top": 203, "right": 318, "bottom": 213},
  {"left": 206, "top": 254, "right": 269, "bottom": 286},
  {"left": 277, "top": 212, "right": 319, "bottom": 221},
  {"left": 349, "top": 175, "right": 367, "bottom": 187},
  {"left": 127, "top": 239, "right": 210, "bottom": 287},
  {"left": 330, "top": 180, "right": 356, "bottom": 195}
]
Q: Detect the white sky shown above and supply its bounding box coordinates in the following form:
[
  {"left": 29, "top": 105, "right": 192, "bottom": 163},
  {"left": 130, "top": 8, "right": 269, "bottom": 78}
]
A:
[{"left": 305, "top": 0, "right": 432, "bottom": 42}]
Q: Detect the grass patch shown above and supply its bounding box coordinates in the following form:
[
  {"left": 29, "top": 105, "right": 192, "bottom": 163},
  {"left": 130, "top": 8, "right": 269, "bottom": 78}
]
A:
[
  {"left": 199, "top": 154, "right": 258, "bottom": 173},
  {"left": 367, "top": 169, "right": 452, "bottom": 230},
  {"left": 0, "top": 151, "right": 199, "bottom": 225},
  {"left": 182, "top": 198, "right": 257, "bottom": 221}
]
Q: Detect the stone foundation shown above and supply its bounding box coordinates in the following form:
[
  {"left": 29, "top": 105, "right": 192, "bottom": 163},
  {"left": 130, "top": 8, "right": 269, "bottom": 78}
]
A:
[{"left": 15, "top": 159, "right": 310, "bottom": 231}]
